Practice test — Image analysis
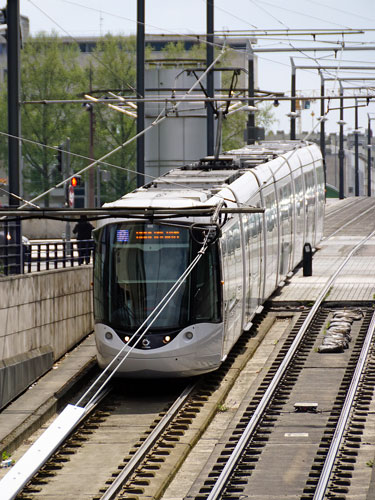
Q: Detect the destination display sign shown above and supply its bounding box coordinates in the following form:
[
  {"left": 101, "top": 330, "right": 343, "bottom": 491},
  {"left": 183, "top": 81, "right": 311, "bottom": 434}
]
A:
[{"left": 116, "top": 229, "right": 181, "bottom": 243}]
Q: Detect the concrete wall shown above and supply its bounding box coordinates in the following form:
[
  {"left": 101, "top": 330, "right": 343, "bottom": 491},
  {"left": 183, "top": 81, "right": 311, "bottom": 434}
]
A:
[
  {"left": 22, "top": 219, "right": 71, "bottom": 239},
  {"left": 0, "top": 267, "right": 94, "bottom": 409}
]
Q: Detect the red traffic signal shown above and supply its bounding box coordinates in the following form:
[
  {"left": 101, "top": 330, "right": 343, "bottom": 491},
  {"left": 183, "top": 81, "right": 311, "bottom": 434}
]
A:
[{"left": 71, "top": 175, "right": 82, "bottom": 187}]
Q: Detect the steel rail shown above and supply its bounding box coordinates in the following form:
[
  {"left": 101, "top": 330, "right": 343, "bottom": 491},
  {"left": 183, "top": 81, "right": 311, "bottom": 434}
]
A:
[
  {"left": 100, "top": 383, "right": 196, "bottom": 500},
  {"left": 324, "top": 201, "right": 375, "bottom": 240},
  {"left": 0, "top": 387, "right": 111, "bottom": 500},
  {"left": 324, "top": 199, "right": 359, "bottom": 219},
  {"left": 313, "top": 310, "right": 375, "bottom": 499},
  {"left": 206, "top": 227, "right": 375, "bottom": 500}
]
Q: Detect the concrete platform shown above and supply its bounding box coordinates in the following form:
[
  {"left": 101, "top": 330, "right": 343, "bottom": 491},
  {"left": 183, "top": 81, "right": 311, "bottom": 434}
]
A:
[
  {"left": 272, "top": 197, "right": 375, "bottom": 303},
  {"left": 0, "top": 334, "right": 96, "bottom": 457}
]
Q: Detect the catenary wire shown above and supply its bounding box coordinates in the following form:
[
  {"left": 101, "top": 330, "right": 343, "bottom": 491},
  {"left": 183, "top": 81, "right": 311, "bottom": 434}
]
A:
[
  {"left": 1, "top": 46, "right": 230, "bottom": 210},
  {"left": 305, "top": 0, "right": 375, "bottom": 24},
  {"left": 255, "top": 0, "right": 354, "bottom": 30}
]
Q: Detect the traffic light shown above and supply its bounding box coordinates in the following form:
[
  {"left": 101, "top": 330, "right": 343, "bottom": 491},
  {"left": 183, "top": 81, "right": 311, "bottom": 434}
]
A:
[
  {"left": 0, "top": 8, "right": 7, "bottom": 40},
  {"left": 71, "top": 175, "right": 85, "bottom": 208},
  {"left": 71, "top": 175, "right": 82, "bottom": 187}
]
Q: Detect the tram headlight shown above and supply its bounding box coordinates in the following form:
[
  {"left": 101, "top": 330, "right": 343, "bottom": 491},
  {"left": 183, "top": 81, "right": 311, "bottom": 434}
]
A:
[
  {"left": 185, "top": 331, "right": 193, "bottom": 340},
  {"left": 163, "top": 335, "right": 171, "bottom": 344},
  {"left": 105, "top": 331, "right": 113, "bottom": 340},
  {"left": 124, "top": 335, "right": 130, "bottom": 343}
]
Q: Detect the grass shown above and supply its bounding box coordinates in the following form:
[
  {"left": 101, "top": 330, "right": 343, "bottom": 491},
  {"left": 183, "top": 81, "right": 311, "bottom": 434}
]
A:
[{"left": 217, "top": 403, "right": 229, "bottom": 413}]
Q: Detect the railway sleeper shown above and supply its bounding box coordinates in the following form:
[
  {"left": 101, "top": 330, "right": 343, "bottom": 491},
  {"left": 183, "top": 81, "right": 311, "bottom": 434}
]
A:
[
  {"left": 122, "top": 486, "right": 144, "bottom": 494},
  {"left": 345, "top": 435, "right": 362, "bottom": 442},
  {"left": 330, "top": 486, "right": 349, "bottom": 494},
  {"left": 21, "top": 485, "right": 42, "bottom": 494},
  {"left": 306, "top": 478, "right": 318, "bottom": 485},
  {"left": 332, "top": 477, "right": 351, "bottom": 486}
]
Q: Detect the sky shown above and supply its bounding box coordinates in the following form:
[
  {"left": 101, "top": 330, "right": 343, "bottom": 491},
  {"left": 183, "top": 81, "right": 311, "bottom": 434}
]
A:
[{"left": 15, "top": 0, "right": 375, "bottom": 136}]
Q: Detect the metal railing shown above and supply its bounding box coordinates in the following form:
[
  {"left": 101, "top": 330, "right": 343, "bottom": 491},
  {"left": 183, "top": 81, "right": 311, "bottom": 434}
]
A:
[{"left": 0, "top": 239, "right": 94, "bottom": 275}]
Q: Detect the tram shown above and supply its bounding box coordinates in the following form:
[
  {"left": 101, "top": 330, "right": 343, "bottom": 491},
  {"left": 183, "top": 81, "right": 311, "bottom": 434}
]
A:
[{"left": 93, "top": 141, "right": 325, "bottom": 377}]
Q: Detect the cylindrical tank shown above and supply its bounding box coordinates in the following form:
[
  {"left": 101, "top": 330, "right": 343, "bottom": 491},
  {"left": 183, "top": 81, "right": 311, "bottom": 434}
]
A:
[{"left": 145, "top": 68, "right": 221, "bottom": 182}]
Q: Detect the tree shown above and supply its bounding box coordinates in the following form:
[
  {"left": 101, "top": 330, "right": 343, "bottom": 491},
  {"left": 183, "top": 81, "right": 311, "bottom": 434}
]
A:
[
  {"left": 89, "top": 35, "right": 140, "bottom": 203},
  {"left": 20, "top": 33, "right": 87, "bottom": 205}
]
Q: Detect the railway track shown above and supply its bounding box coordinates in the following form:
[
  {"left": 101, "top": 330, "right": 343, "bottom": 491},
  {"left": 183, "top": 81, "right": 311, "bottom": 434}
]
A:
[
  {"left": 324, "top": 198, "right": 375, "bottom": 239},
  {"left": 186, "top": 305, "right": 375, "bottom": 500},
  {"left": 8, "top": 380, "right": 187, "bottom": 499},
  {"left": 2, "top": 308, "right": 280, "bottom": 500},
  {"left": 179, "top": 215, "right": 375, "bottom": 500},
  {"left": 3, "top": 199, "right": 375, "bottom": 500}
]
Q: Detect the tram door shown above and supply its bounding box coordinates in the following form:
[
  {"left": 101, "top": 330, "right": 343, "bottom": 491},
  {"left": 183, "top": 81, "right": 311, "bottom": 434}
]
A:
[
  {"left": 221, "top": 220, "right": 244, "bottom": 357},
  {"left": 245, "top": 213, "right": 262, "bottom": 318}
]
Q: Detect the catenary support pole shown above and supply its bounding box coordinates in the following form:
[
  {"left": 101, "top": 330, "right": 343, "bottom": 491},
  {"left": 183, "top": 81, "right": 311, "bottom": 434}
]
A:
[
  {"left": 207, "top": 0, "right": 214, "bottom": 156},
  {"left": 320, "top": 72, "right": 326, "bottom": 188},
  {"left": 136, "top": 0, "right": 145, "bottom": 187},
  {"left": 290, "top": 58, "right": 296, "bottom": 140},
  {"left": 88, "top": 65, "right": 95, "bottom": 207},
  {"left": 247, "top": 42, "right": 255, "bottom": 145},
  {"left": 368, "top": 116, "right": 373, "bottom": 197},
  {"left": 7, "top": 0, "right": 21, "bottom": 274},
  {"left": 354, "top": 98, "right": 359, "bottom": 196},
  {"left": 339, "top": 84, "right": 345, "bottom": 199}
]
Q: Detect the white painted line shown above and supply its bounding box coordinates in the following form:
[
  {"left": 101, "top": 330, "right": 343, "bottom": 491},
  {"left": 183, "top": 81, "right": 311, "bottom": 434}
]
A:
[
  {"left": 284, "top": 433, "right": 309, "bottom": 437},
  {"left": 0, "top": 404, "right": 85, "bottom": 500}
]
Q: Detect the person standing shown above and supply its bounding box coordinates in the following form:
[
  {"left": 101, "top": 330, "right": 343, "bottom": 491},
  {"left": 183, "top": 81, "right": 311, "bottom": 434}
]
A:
[{"left": 73, "top": 215, "right": 94, "bottom": 264}]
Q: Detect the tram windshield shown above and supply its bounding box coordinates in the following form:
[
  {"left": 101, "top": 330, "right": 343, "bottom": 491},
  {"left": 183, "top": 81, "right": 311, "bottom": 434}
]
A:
[{"left": 94, "top": 222, "right": 221, "bottom": 331}]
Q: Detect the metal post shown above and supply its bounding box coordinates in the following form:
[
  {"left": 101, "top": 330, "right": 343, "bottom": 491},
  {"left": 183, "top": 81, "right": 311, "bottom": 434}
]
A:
[
  {"left": 319, "top": 72, "right": 326, "bottom": 188},
  {"left": 290, "top": 58, "right": 296, "bottom": 140},
  {"left": 339, "top": 84, "right": 345, "bottom": 199},
  {"left": 65, "top": 138, "right": 71, "bottom": 256},
  {"left": 247, "top": 42, "right": 255, "bottom": 145},
  {"left": 7, "top": 0, "right": 21, "bottom": 274},
  {"left": 97, "top": 167, "right": 101, "bottom": 207},
  {"left": 136, "top": 0, "right": 145, "bottom": 187},
  {"left": 88, "top": 66, "right": 95, "bottom": 207},
  {"left": 206, "top": 0, "right": 214, "bottom": 156},
  {"left": 368, "top": 116, "right": 372, "bottom": 197},
  {"left": 354, "top": 98, "right": 359, "bottom": 196}
]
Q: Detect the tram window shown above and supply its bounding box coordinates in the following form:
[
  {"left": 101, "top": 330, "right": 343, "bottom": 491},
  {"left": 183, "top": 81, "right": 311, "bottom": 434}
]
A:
[{"left": 192, "top": 243, "right": 220, "bottom": 323}]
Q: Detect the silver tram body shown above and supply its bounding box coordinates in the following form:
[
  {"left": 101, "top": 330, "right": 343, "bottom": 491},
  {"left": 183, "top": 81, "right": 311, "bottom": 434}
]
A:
[{"left": 94, "top": 141, "right": 325, "bottom": 377}]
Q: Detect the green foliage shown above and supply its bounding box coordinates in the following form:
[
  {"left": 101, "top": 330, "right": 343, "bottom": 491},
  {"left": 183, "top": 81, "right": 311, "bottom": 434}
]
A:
[
  {"left": 161, "top": 41, "right": 187, "bottom": 60},
  {"left": 217, "top": 403, "right": 228, "bottom": 412},
  {"left": 0, "top": 35, "right": 276, "bottom": 207},
  {"left": 20, "top": 33, "right": 87, "bottom": 205},
  {"left": 90, "top": 35, "right": 138, "bottom": 202},
  {"left": 0, "top": 33, "right": 140, "bottom": 206}
]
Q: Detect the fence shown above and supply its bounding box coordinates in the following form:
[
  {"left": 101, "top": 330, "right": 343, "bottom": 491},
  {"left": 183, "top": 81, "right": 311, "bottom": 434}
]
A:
[{"left": 0, "top": 239, "right": 94, "bottom": 275}]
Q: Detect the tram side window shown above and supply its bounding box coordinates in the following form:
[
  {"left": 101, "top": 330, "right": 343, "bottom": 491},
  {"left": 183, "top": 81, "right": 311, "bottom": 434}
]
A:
[
  {"left": 222, "top": 230, "right": 237, "bottom": 312},
  {"left": 264, "top": 191, "right": 276, "bottom": 232},
  {"left": 294, "top": 174, "right": 303, "bottom": 216},
  {"left": 93, "top": 228, "right": 106, "bottom": 322},
  {"left": 192, "top": 243, "right": 221, "bottom": 323}
]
